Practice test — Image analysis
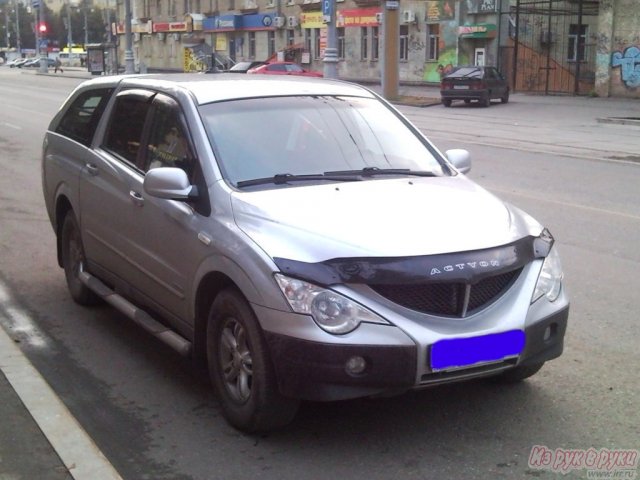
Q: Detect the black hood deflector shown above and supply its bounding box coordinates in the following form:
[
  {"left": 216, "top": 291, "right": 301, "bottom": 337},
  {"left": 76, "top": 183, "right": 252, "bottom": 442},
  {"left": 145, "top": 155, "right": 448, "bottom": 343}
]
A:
[{"left": 274, "top": 234, "right": 553, "bottom": 287}]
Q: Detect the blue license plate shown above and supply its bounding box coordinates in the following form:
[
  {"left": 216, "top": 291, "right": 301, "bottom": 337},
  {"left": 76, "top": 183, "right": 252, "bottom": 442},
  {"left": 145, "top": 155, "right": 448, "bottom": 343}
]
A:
[{"left": 430, "top": 330, "right": 525, "bottom": 371}]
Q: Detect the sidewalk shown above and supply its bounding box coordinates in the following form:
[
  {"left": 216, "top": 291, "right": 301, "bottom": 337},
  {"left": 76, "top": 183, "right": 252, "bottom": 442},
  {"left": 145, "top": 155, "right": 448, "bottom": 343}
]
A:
[{"left": 0, "top": 283, "right": 122, "bottom": 480}]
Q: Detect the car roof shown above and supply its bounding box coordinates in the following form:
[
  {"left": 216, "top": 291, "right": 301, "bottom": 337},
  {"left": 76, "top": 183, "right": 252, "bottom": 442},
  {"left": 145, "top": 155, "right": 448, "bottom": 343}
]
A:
[{"left": 77, "top": 74, "right": 376, "bottom": 105}]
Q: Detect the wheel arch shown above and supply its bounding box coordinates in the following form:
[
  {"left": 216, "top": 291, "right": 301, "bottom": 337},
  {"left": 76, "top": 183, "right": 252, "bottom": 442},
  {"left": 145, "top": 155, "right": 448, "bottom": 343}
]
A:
[
  {"left": 193, "top": 271, "right": 238, "bottom": 367},
  {"left": 54, "top": 195, "right": 74, "bottom": 268}
]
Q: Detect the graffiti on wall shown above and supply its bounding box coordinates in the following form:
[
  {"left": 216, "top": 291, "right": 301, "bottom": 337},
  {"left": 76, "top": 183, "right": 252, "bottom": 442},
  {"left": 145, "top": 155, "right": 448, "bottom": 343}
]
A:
[{"left": 611, "top": 46, "right": 640, "bottom": 88}]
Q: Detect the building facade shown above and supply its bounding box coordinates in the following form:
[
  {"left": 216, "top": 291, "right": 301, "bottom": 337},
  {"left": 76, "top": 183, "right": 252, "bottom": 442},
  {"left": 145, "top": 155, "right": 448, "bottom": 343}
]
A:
[{"left": 114, "top": 0, "right": 640, "bottom": 98}]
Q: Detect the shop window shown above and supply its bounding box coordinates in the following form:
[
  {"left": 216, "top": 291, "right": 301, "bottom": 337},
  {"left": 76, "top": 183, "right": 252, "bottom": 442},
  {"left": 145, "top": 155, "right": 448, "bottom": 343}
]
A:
[
  {"left": 361, "top": 27, "right": 368, "bottom": 60},
  {"left": 268, "top": 31, "right": 275, "bottom": 57},
  {"left": 314, "top": 28, "right": 321, "bottom": 59},
  {"left": 568, "top": 24, "right": 587, "bottom": 62},
  {"left": 372, "top": 26, "right": 379, "bottom": 61},
  {"left": 399, "top": 25, "right": 409, "bottom": 61},
  {"left": 249, "top": 32, "right": 256, "bottom": 58},
  {"left": 427, "top": 24, "right": 439, "bottom": 61},
  {"left": 337, "top": 27, "right": 345, "bottom": 59}
]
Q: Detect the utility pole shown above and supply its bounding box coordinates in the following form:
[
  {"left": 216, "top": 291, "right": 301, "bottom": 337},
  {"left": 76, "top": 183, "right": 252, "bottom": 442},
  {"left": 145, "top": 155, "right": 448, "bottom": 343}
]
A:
[
  {"left": 38, "top": 0, "right": 47, "bottom": 72},
  {"left": 322, "top": 0, "right": 338, "bottom": 79},
  {"left": 381, "top": 0, "right": 398, "bottom": 100},
  {"left": 124, "top": 0, "right": 134, "bottom": 73},
  {"left": 83, "top": 0, "right": 87, "bottom": 45},
  {"left": 66, "top": 1, "right": 72, "bottom": 50},
  {"left": 3, "top": 7, "right": 9, "bottom": 48},
  {"left": 15, "top": 0, "right": 20, "bottom": 54}
]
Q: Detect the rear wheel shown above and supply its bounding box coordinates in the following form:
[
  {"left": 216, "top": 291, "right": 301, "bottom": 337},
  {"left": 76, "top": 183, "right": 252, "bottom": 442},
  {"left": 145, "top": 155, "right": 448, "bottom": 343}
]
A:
[
  {"left": 493, "top": 362, "right": 544, "bottom": 383},
  {"left": 442, "top": 98, "right": 452, "bottom": 107},
  {"left": 482, "top": 95, "right": 491, "bottom": 107},
  {"left": 464, "top": 99, "right": 471, "bottom": 104},
  {"left": 207, "top": 288, "right": 299, "bottom": 432},
  {"left": 60, "top": 212, "right": 99, "bottom": 305},
  {"left": 501, "top": 91, "right": 510, "bottom": 104}
]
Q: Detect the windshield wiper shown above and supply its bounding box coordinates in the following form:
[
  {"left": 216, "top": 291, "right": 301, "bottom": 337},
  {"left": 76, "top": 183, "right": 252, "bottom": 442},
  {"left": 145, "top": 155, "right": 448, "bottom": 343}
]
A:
[
  {"left": 324, "top": 167, "right": 438, "bottom": 177},
  {"left": 236, "top": 173, "right": 362, "bottom": 188}
]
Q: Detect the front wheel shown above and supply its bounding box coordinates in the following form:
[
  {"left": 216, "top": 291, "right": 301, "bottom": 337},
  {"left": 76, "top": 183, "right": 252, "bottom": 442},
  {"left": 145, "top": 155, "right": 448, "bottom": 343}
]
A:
[
  {"left": 442, "top": 98, "right": 452, "bottom": 107},
  {"left": 207, "top": 288, "right": 299, "bottom": 432},
  {"left": 60, "top": 212, "right": 99, "bottom": 306},
  {"left": 501, "top": 91, "right": 510, "bottom": 104},
  {"left": 482, "top": 95, "right": 491, "bottom": 107}
]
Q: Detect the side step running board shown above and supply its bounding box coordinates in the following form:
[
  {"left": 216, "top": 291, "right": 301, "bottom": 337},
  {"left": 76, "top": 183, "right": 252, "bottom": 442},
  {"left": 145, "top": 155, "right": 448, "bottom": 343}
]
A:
[{"left": 79, "top": 271, "right": 192, "bottom": 356}]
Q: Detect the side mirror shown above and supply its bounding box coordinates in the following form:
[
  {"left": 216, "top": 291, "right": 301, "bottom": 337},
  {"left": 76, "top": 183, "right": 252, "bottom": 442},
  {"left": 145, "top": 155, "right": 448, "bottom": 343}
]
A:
[
  {"left": 144, "top": 167, "right": 195, "bottom": 200},
  {"left": 445, "top": 149, "right": 472, "bottom": 174}
]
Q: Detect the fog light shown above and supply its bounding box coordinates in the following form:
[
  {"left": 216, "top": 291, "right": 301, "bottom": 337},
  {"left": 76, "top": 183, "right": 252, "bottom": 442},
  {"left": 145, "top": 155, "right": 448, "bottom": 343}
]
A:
[
  {"left": 543, "top": 326, "right": 551, "bottom": 341},
  {"left": 345, "top": 356, "right": 367, "bottom": 375}
]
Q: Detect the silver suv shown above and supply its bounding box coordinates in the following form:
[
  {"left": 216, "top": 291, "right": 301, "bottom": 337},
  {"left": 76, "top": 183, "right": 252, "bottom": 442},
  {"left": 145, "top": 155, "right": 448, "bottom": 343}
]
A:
[{"left": 42, "top": 75, "right": 569, "bottom": 432}]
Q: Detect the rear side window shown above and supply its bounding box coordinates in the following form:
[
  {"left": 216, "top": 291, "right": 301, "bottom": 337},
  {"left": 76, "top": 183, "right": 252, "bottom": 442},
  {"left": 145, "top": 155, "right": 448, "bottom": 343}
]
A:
[
  {"left": 102, "top": 91, "right": 154, "bottom": 164},
  {"left": 55, "top": 88, "right": 113, "bottom": 146}
]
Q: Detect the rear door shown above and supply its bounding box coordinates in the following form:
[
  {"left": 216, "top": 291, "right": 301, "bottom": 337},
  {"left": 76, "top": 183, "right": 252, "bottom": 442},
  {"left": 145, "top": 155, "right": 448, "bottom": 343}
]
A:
[{"left": 80, "top": 89, "right": 154, "bottom": 281}]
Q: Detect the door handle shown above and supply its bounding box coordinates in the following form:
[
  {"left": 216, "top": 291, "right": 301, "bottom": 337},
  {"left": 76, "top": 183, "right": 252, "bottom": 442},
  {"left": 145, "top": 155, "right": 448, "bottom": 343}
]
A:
[
  {"left": 129, "top": 190, "right": 144, "bottom": 207},
  {"left": 86, "top": 163, "right": 99, "bottom": 176}
]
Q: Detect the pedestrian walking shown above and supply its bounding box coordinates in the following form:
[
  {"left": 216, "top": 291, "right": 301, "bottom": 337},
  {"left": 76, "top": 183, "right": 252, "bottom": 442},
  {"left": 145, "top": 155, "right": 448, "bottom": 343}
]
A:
[{"left": 54, "top": 57, "right": 63, "bottom": 74}]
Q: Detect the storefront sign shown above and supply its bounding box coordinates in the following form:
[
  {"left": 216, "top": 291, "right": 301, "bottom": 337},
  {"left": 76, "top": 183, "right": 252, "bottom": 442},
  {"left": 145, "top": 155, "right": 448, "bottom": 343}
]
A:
[
  {"left": 337, "top": 7, "right": 381, "bottom": 27},
  {"left": 466, "top": 0, "right": 497, "bottom": 14},
  {"left": 242, "top": 14, "right": 276, "bottom": 31},
  {"left": 116, "top": 21, "right": 153, "bottom": 34},
  {"left": 203, "top": 15, "right": 241, "bottom": 32},
  {"left": 459, "top": 23, "right": 497, "bottom": 38},
  {"left": 301, "top": 12, "right": 325, "bottom": 29},
  {"left": 153, "top": 22, "right": 188, "bottom": 33},
  {"left": 427, "top": 0, "right": 455, "bottom": 21},
  {"left": 185, "top": 13, "right": 205, "bottom": 31}
]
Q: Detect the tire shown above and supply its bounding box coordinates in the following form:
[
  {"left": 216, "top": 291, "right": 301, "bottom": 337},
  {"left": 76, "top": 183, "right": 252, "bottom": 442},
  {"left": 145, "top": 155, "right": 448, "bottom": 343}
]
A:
[
  {"left": 207, "top": 288, "right": 299, "bottom": 432},
  {"left": 482, "top": 95, "right": 491, "bottom": 107},
  {"left": 501, "top": 91, "right": 510, "bottom": 104},
  {"left": 442, "top": 98, "right": 452, "bottom": 107},
  {"left": 464, "top": 99, "right": 471, "bottom": 104},
  {"left": 492, "top": 362, "right": 544, "bottom": 383},
  {"left": 60, "top": 213, "right": 100, "bottom": 306}
]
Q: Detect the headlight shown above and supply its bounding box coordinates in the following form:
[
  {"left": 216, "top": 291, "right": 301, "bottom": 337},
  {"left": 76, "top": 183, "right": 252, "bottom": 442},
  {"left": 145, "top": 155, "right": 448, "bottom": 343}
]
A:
[
  {"left": 274, "top": 274, "right": 389, "bottom": 334},
  {"left": 532, "top": 247, "right": 563, "bottom": 303}
]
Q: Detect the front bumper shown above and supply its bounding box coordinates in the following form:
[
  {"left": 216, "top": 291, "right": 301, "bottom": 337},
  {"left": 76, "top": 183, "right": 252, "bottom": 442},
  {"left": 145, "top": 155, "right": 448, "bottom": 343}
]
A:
[{"left": 264, "top": 305, "right": 569, "bottom": 402}]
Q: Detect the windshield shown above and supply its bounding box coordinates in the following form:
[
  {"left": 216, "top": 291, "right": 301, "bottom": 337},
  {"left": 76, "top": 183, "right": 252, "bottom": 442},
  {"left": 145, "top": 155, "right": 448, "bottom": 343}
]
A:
[{"left": 199, "top": 95, "right": 448, "bottom": 188}]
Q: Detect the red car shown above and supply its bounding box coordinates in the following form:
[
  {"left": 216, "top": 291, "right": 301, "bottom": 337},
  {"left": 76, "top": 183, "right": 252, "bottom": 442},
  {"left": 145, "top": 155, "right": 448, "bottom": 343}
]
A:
[{"left": 247, "top": 61, "right": 323, "bottom": 77}]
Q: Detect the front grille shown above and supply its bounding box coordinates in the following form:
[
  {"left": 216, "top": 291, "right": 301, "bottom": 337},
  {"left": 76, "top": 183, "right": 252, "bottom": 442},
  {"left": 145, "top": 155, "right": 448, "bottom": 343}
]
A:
[{"left": 370, "top": 268, "right": 522, "bottom": 317}]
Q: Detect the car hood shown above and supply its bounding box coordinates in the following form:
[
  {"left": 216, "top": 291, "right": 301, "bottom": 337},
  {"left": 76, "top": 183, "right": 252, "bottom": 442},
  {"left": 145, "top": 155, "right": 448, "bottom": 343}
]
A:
[{"left": 231, "top": 176, "right": 543, "bottom": 264}]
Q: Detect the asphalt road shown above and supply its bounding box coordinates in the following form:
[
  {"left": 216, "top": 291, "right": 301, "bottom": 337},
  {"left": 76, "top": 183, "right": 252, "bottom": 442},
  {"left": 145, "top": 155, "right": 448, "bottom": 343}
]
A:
[{"left": 1, "top": 68, "right": 639, "bottom": 480}]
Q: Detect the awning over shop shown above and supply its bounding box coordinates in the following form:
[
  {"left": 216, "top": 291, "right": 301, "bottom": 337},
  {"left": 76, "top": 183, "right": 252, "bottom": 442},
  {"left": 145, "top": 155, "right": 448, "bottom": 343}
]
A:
[{"left": 459, "top": 23, "right": 497, "bottom": 39}]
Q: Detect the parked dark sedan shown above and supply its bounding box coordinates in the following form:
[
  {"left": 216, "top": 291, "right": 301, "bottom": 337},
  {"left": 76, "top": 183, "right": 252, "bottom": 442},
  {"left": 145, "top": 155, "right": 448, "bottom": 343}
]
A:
[{"left": 440, "top": 66, "right": 510, "bottom": 107}]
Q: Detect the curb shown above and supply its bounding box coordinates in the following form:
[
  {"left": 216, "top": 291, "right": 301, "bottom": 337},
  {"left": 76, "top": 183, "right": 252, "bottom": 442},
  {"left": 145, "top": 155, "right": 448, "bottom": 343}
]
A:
[{"left": 0, "top": 281, "right": 123, "bottom": 480}]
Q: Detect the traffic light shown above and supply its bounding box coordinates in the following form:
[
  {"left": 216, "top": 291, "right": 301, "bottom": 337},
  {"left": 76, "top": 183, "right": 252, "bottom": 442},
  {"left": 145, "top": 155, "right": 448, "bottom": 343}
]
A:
[{"left": 38, "top": 22, "right": 48, "bottom": 34}]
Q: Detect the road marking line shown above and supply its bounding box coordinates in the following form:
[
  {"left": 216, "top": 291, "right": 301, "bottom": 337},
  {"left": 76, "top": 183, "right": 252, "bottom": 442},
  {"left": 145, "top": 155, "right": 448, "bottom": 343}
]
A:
[
  {"left": 1, "top": 122, "right": 22, "bottom": 130},
  {"left": 487, "top": 187, "right": 640, "bottom": 222},
  {"left": 0, "top": 282, "right": 123, "bottom": 480}
]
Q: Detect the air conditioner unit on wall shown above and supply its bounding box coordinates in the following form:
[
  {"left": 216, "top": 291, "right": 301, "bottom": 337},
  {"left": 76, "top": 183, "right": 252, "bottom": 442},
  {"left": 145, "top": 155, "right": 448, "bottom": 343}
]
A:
[
  {"left": 274, "top": 16, "right": 285, "bottom": 28},
  {"left": 375, "top": 12, "right": 383, "bottom": 24},
  {"left": 402, "top": 10, "right": 415, "bottom": 24},
  {"left": 287, "top": 15, "right": 298, "bottom": 28},
  {"left": 540, "top": 30, "right": 555, "bottom": 45}
]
